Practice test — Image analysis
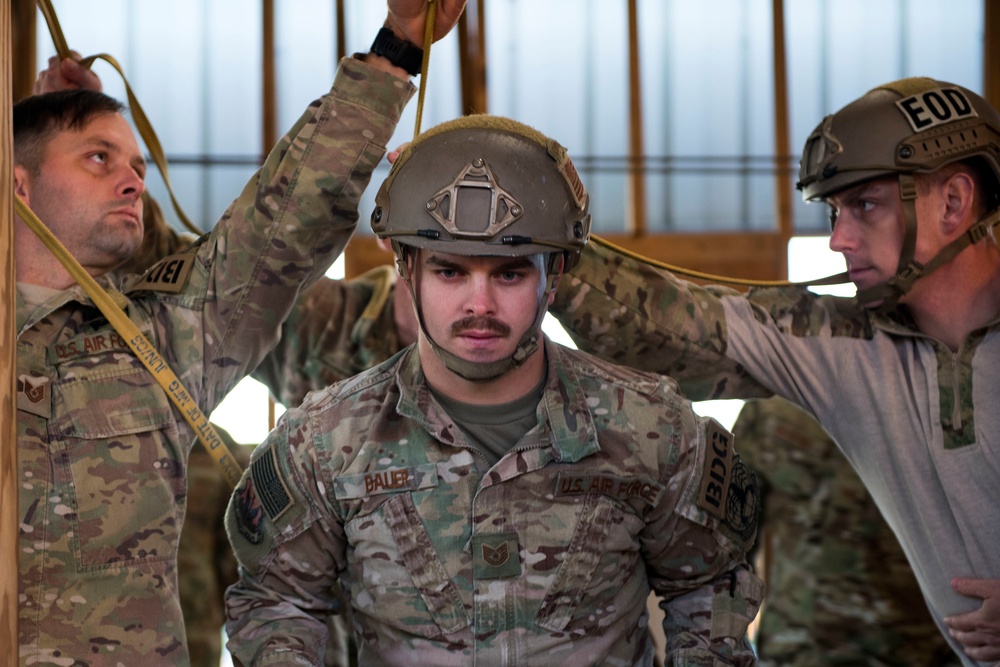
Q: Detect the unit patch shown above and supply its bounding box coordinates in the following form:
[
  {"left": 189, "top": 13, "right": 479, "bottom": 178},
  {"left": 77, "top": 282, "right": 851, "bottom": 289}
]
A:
[
  {"left": 896, "top": 86, "right": 977, "bottom": 132},
  {"left": 127, "top": 250, "right": 196, "bottom": 294},
  {"left": 17, "top": 374, "right": 51, "bottom": 419},
  {"left": 725, "top": 455, "right": 759, "bottom": 542},
  {"left": 697, "top": 419, "right": 734, "bottom": 520},
  {"left": 472, "top": 532, "right": 521, "bottom": 579},
  {"left": 235, "top": 477, "right": 264, "bottom": 545}
]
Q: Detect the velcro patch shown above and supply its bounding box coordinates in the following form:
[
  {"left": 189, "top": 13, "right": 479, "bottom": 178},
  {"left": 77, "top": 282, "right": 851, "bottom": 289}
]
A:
[
  {"left": 17, "top": 374, "right": 51, "bottom": 419},
  {"left": 697, "top": 419, "right": 734, "bottom": 520},
  {"left": 250, "top": 446, "right": 293, "bottom": 521},
  {"left": 235, "top": 476, "right": 264, "bottom": 545},
  {"left": 128, "top": 250, "right": 196, "bottom": 294},
  {"left": 554, "top": 473, "right": 662, "bottom": 507},
  {"left": 724, "top": 455, "right": 759, "bottom": 542},
  {"left": 895, "top": 86, "right": 977, "bottom": 132},
  {"left": 472, "top": 532, "right": 521, "bottom": 579},
  {"left": 334, "top": 464, "right": 439, "bottom": 500}
]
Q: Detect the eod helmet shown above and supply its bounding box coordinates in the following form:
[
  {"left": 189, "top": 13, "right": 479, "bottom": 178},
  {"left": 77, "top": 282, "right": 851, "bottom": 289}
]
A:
[
  {"left": 371, "top": 114, "right": 591, "bottom": 381},
  {"left": 797, "top": 78, "right": 1000, "bottom": 310}
]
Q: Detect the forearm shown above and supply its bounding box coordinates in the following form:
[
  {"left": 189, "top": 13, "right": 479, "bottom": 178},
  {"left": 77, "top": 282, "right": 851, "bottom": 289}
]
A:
[
  {"left": 197, "top": 57, "right": 414, "bottom": 404},
  {"left": 658, "top": 564, "right": 762, "bottom": 666}
]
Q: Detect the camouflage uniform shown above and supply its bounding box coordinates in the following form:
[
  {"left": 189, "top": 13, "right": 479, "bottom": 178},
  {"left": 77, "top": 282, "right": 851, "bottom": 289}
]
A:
[
  {"left": 549, "top": 238, "right": 1000, "bottom": 666},
  {"left": 254, "top": 264, "right": 403, "bottom": 409},
  {"left": 15, "top": 57, "right": 414, "bottom": 665},
  {"left": 224, "top": 340, "right": 764, "bottom": 666},
  {"left": 733, "top": 397, "right": 960, "bottom": 667}
]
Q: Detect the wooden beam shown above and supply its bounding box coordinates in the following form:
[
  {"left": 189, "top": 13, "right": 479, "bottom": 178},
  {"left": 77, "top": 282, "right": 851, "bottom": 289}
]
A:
[
  {"left": 11, "top": 0, "right": 35, "bottom": 102},
  {"left": 262, "top": 0, "right": 276, "bottom": 156},
  {"left": 335, "top": 0, "right": 346, "bottom": 62},
  {"left": 771, "top": 0, "right": 792, "bottom": 279},
  {"left": 626, "top": 0, "right": 647, "bottom": 236},
  {"left": 2, "top": 0, "right": 20, "bottom": 662},
  {"left": 985, "top": 0, "right": 1000, "bottom": 109},
  {"left": 457, "top": 0, "right": 487, "bottom": 114}
]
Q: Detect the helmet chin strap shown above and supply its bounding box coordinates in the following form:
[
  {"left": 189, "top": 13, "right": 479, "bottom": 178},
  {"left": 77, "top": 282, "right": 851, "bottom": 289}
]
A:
[
  {"left": 856, "top": 173, "right": 1000, "bottom": 313},
  {"left": 396, "top": 246, "right": 562, "bottom": 382}
]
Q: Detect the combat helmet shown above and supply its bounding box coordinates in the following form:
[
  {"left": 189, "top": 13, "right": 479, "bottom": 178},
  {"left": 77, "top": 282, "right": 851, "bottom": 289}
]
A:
[
  {"left": 371, "top": 114, "right": 591, "bottom": 381},
  {"left": 797, "top": 77, "right": 1000, "bottom": 310}
]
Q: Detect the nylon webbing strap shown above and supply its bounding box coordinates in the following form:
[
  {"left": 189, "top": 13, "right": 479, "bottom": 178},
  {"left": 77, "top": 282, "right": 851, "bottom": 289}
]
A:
[
  {"left": 15, "top": 195, "right": 244, "bottom": 489},
  {"left": 591, "top": 235, "right": 849, "bottom": 289},
  {"left": 412, "top": 0, "right": 438, "bottom": 137},
  {"left": 35, "top": 0, "right": 202, "bottom": 236}
]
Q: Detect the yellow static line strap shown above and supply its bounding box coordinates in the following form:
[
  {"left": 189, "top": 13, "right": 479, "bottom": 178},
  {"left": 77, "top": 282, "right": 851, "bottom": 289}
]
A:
[
  {"left": 36, "top": 0, "right": 202, "bottom": 236},
  {"left": 590, "top": 235, "right": 849, "bottom": 289},
  {"left": 413, "top": 0, "right": 438, "bottom": 138},
  {"left": 15, "top": 194, "right": 244, "bottom": 490}
]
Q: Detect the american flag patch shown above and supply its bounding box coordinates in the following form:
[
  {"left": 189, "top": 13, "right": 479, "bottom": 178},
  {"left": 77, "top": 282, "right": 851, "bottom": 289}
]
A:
[{"left": 251, "top": 446, "right": 293, "bottom": 520}]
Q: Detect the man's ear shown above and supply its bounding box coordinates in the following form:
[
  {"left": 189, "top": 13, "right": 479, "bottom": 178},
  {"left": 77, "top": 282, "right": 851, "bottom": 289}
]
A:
[
  {"left": 13, "top": 164, "right": 31, "bottom": 203},
  {"left": 941, "top": 170, "right": 976, "bottom": 236}
]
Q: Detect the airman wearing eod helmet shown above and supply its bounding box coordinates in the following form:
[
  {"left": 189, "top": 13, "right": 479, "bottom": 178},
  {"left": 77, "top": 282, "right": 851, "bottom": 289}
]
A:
[
  {"left": 225, "top": 114, "right": 762, "bottom": 666},
  {"left": 546, "top": 76, "right": 1000, "bottom": 665},
  {"left": 798, "top": 78, "right": 1000, "bottom": 317}
]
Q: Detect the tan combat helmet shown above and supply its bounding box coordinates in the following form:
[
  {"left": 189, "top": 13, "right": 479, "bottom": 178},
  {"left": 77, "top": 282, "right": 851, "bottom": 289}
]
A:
[
  {"left": 797, "top": 78, "right": 1000, "bottom": 310},
  {"left": 371, "top": 114, "right": 591, "bottom": 381}
]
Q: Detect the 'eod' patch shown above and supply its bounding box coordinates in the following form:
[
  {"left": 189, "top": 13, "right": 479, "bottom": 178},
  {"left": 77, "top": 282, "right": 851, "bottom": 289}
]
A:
[{"left": 896, "top": 86, "right": 977, "bottom": 132}]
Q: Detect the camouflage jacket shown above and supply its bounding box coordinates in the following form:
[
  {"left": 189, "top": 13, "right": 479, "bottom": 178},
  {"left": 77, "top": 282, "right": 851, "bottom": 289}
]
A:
[
  {"left": 550, "top": 237, "right": 1000, "bottom": 666},
  {"left": 225, "top": 340, "right": 763, "bottom": 666},
  {"left": 733, "top": 398, "right": 960, "bottom": 667},
  {"left": 15, "top": 57, "right": 414, "bottom": 666},
  {"left": 253, "top": 264, "right": 402, "bottom": 408}
]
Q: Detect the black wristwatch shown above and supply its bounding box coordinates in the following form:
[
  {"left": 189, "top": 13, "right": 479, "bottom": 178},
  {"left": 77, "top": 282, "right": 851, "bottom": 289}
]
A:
[{"left": 370, "top": 27, "right": 424, "bottom": 77}]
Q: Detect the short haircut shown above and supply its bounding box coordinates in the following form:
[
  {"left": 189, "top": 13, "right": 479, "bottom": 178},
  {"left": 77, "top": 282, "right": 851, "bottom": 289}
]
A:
[{"left": 13, "top": 90, "right": 127, "bottom": 174}]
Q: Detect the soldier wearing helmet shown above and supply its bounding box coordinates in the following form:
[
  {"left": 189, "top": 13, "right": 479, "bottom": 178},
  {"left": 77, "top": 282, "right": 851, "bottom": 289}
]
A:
[
  {"left": 548, "top": 77, "right": 1000, "bottom": 665},
  {"left": 225, "top": 115, "right": 763, "bottom": 666},
  {"left": 798, "top": 77, "right": 1000, "bottom": 316}
]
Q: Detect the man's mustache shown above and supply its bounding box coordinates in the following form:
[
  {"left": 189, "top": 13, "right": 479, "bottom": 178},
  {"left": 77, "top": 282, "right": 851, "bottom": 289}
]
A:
[{"left": 451, "top": 316, "right": 510, "bottom": 337}]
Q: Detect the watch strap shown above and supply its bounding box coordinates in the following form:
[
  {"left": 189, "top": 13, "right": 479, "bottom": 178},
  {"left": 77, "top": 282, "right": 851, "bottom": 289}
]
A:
[{"left": 370, "top": 26, "right": 424, "bottom": 77}]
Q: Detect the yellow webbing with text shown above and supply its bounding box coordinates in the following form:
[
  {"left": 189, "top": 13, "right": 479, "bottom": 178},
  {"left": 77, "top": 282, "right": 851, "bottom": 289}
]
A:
[
  {"left": 36, "top": 0, "right": 202, "bottom": 236},
  {"left": 15, "top": 195, "right": 244, "bottom": 489}
]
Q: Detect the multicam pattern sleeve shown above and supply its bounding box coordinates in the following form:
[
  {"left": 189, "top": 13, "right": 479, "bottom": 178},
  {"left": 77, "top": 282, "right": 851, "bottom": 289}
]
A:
[
  {"left": 15, "top": 57, "right": 414, "bottom": 665},
  {"left": 252, "top": 266, "right": 403, "bottom": 408}
]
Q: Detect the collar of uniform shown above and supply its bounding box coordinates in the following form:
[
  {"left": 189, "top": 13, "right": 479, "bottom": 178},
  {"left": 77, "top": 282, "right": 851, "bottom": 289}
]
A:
[
  {"left": 869, "top": 304, "right": 926, "bottom": 339},
  {"left": 393, "top": 339, "right": 601, "bottom": 464},
  {"left": 16, "top": 275, "right": 124, "bottom": 335}
]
